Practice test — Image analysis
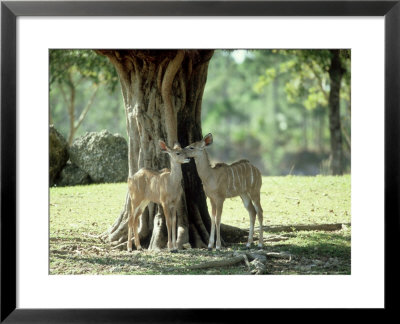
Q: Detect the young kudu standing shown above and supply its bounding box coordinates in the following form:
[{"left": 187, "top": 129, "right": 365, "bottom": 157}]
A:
[
  {"left": 127, "top": 141, "right": 189, "bottom": 252},
  {"left": 184, "top": 134, "right": 264, "bottom": 250}
]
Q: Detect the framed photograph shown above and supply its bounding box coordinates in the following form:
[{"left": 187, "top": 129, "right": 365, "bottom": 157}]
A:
[{"left": 1, "top": 0, "right": 398, "bottom": 321}]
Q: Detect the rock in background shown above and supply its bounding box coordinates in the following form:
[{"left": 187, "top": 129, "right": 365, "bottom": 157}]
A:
[
  {"left": 69, "top": 130, "right": 128, "bottom": 183},
  {"left": 49, "top": 125, "right": 69, "bottom": 186},
  {"left": 56, "top": 161, "right": 92, "bottom": 187}
]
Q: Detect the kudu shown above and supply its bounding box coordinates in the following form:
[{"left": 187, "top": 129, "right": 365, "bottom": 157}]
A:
[
  {"left": 127, "top": 140, "right": 190, "bottom": 252},
  {"left": 184, "top": 133, "right": 264, "bottom": 250}
]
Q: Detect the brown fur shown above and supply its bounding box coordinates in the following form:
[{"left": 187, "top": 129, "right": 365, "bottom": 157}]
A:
[
  {"left": 184, "top": 134, "right": 264, "bottom": 250},
  {"left": 127, "top": 141, "right": 189, "bottom": 252},
  {"left": 213, "top": 159, "right": 250, "bottom": 169}
]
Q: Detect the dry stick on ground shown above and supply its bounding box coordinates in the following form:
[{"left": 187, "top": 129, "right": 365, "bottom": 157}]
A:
[
  {"left": 257, "top": 223, "right": 351, "bottom": 233},
  {"left": 263, "top": 251, "right": 292, "bottom": 261},
  {"left": 167, "top": 250, "right": 292, "bottom": 273},
  {"left": 263, "top": 235, "right": 291, "bottom": 242},
  {"left": 243, "top": 251, "right": 292, "bottom": 261},
  {"left": 165, "top": 254, "right": 250, "bottom": 272},
  {"left": 186, "top": 255, "right": 249, "bottom": 270},
  {"left": 113, "top": 240, "right": 133, "bottom": 251}
]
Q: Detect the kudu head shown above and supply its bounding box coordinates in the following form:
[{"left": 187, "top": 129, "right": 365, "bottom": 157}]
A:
[
  {"left": 183, "top": 133, "right": 213, "bottom": 158},
  {"left": 159, "top": 140, "right": 190, "bottom": 164}
]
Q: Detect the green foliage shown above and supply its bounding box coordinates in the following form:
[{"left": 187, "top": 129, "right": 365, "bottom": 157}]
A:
[
  {"left": 49, "top": 50, "right": 118, "bottom": 91},
  {"left": 49, "top": 175, "right": 351, "bottom": 275},
  {"left": 49, "top": 50, "right": 126, "bottom": 141},
  {"left": 49, "top": 49, "right": 350, "bottom": 174},
  {"left": 50, "top": 80, "right": 126, "bottom": 140},
  {"left": 203, "top": 50, "right": 348, "bottom": 175}
]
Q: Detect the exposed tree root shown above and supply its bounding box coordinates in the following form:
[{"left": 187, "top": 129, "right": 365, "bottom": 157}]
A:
[
  {"left": 255, "top": 251, "right": 292, "bottom": 261},
  {"left": 250, "top": 258, "right": 267, "bottom": 274},
  {"left": 165, "top": 250, "right": 292, "bottom": 274}
]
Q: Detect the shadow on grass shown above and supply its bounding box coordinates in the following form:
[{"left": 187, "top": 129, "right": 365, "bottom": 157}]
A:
[
  {"left": 50, "top": 249, "right": 214, "bottom": 274},
  {"left": 50, "top": 232, "right": 351, "bottom": 275}
]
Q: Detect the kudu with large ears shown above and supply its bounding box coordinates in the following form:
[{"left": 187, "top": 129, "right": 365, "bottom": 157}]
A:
[
  {"left": 127, "top": 140, "right": 189, "bottom": 252},
  {"left": 184, "top": 133, "right": 264, "bottom": 250}
]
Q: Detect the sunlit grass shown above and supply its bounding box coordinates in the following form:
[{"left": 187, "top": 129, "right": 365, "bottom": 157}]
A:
[
  {"left": 49, "top": 175, "right": 351, "bottom": 275},
  {"left": 210, "top": 175, "right": 351, "bottom": 229}
]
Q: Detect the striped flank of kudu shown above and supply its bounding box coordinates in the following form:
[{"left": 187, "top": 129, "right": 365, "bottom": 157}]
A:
[{"left": 184, "top": 134, "right": 264, "bottom": 250}]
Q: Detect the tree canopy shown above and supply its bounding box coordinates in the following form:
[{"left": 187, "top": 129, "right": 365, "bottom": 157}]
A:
[
  {"left": 49, "top": 49, "right": 351, "bottom": 175},
  {"left": 49, "top": 49, "right": 121, "bottom": 144}
]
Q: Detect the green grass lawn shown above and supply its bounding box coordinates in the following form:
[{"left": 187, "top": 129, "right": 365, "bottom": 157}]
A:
[{"left": 50, "top": 175, "right": 351, "bottom": 275}]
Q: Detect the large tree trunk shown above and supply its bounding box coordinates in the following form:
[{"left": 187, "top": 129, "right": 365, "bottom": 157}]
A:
[
  {"left": 96, "top": 50, "right": 221, "bottom": 250},
  {"left": 328, "top": 50, "right": 345, "bottom": 175}
]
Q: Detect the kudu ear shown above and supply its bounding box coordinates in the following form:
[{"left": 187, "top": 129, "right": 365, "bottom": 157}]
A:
[
  {"left": 203, "top": 133, "right": 213, "bottom": 147},
  {"left": 173, "top": 142, "right": 182, "bottom": 150},
  {"left": 159, "top": 140, "right": 170, "bottom": 153}
]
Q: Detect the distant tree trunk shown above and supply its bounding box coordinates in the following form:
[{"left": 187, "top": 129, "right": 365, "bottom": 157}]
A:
[
  {"left": 317, "top": 106, "right": 325, "bottom": 153},
  {"left": 59, "top": 72, "right": 99, "bottom": 145},
  {"left": 272, "top": 76, "right": 281, "bottom": 137},
  {"left": 302, "top": 110, "right": 308, "bottom": 150},
  {"left": 96, "top": 50, "right": 238, "bottom": 250},
  {"left": 328, "top": 50, "right": 344, "bottom": 175}
]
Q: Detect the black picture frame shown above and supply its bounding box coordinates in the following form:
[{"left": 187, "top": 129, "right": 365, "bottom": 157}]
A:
[{"left": 1, "top": 0, "right": 398, "bottom": 322}]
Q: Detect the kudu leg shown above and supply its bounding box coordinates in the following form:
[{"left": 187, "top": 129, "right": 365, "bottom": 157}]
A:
[
  {"left": 162, "top": 203, "right": 174, "bottom": 252},
  {"left": 208, "top": 198, "right": 217, "bottom": 250},
  {"left": 127, "top": 201, "right": 135, "bottom": 252},
  {"left": 251, "top": 193, "right": 264, "bottom": 248},
  {"left": 171, "top": 206, "right": 178, "bottom": 252},
  {"left": 133, "top": 208, "right": 143, "bottom": 251},
  {"left": 215, "top": 201, "right": 224, "bottom": 251},
  {"left": 127, "top": 199, "right": 143, "bottom": 251},
  {"left": 240, "top": 194, "right": 257, "bottom": 248}
]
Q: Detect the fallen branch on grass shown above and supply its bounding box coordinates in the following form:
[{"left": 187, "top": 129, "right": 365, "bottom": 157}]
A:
[
  {"left": 264, "top": 234, "right": 291, "bottom": 242},
  {"left": 260, "top": 223, "right": 351, "bottom": 233},
  {"left": 112, "top": 238, "right": 138, "bottom": 251},
  {"left": 242, "top": 251, "right": 292, "bottom": 262},
  {"left": 250, "top": 258, "right": 267, "bottom": 274},
  {"left": 185, "top": 255, "right": 249, "bottom": 270},
  {"left": 264, "top": 251, "right": 292, "bottom": 261},
  {"left": 166, "top": 250, "right": 292, "bottom": 274},
  {"left": 112, "top": 241, "right": 128, "bottom": 250}
]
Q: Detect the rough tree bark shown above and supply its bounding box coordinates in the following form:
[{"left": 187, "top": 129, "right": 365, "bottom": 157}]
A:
[
  {"left": 96, "top": 50, "right": 242, "bottom": 250},
  {"left": 328, "top": 49, "right": 345, "bottom": 175}
]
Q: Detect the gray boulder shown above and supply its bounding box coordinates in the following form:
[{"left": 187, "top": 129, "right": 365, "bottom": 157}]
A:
[
  {"left": 56, "top": 162, "right": 92, "bottom": 187},
  {"left": 69, "top": 130, "right": 128, "bottom": 183},
  {"left": 49, "top": 125, "right": 69, "bottom": 186}
]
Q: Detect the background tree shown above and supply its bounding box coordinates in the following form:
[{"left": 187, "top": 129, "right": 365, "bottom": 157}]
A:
[
  {"left": 49, "top": 50, "right": 119, "bottom": 144},
  {"left": 255, "top": 49, "right": 351, "bottom": 175},
  {"left": 50, "top": 50, "right": 351, "bottom": 177}
]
